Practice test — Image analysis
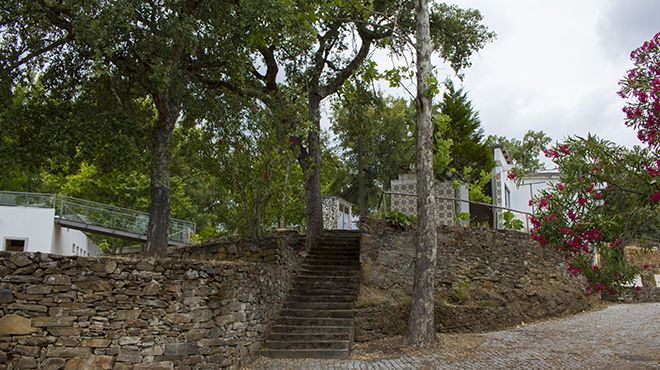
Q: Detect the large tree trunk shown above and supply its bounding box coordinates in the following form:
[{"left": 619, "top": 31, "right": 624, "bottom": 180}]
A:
[
  {"left": 278, "top": 156, "right": 292, "bottom": 228},
  {"left": 145, "top": 94, "right": 178, "bottom": 257},
  {"left": 357, "top": 139, "right": 368, "bottom": 220},
  {"left": 406, "top": 0, "right": 438, "bottom": 347},
  {"left": 300, "top": 93, "right": 324, "bottom": 249}
]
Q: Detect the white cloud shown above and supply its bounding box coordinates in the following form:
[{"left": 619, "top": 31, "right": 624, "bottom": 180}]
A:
[{"left": 328, "top": 0, "right": 658, "bottom": 149}]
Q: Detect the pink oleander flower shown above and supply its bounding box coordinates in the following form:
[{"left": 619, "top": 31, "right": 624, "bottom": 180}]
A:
[
  {"left": 594, "top": 192, "right": 602, "bottom": 200},
  {"left": 594, "top": 283, "right": 605, "bottom": 292},
  {"left": 557, "top": 183, "right": 564, "bottom": 191},
  {"left": 578, "top": 197, "right": 587, "bottom": 205},
  {"left": 568, "top": 209, "right": 577, "bottom": 221},
  {"left": 649, "top": 192, "right": 660, "bottom": 203},
  {"left": 507, "top": 171, "right": 516, "bottom": 180}
]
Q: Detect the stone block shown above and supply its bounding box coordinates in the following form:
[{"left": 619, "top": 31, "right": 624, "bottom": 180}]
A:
[
  {"left": 32, "top": 316, "right": 76, "bottom": 327},
  {"left": 11, "top": 356, "right": 37, "bottom": 369},
  {"left": 0, "top": 289, "right": 14, "bottom": 303},
  {"left": 81, "top": 338, "right": 111, "bottom": 348},
  {"left": 25, "top": 284, "right": 52, "bottom": 295},
  {"left": 46, "top": 346, "right": 92, "bottom": 358},
  {"left": 40, "top": 357, "right": 66, "bottom": 370},
  {"left": 134, "top": 362, "right": 174, "bottom": 370},
  {"left": 64, "top": 355, "right": 113, "bottom": 370},
  {"left": 115, "top": 309, "right": 141, "bottom": 321},
  {"left": 0, "top": 314, "right": 38, "bottom": 335},
  {"left": 117, "top": 348, "right": 143, "bottom": 363},
  {"left": 14, "top": 345, "right": 41, "bottom": 356},
  {"left": 44, "top": 275, "right": 71, "bottom": 286},
  {"left": 7, "top": 303, "right": 48, "bottom": 313},
  {"left": 163, "top": 342, "right": 198, "bottom": 359},
  {"left": 10, "top": 253, "right": 33, "bottom": 267},
  {"left": 46, "top": 327, "right": 81, "bottom": 336}
]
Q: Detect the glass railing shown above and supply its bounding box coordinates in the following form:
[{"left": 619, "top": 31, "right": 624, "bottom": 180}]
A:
[{"left": 0, "top": 190, "right": 196, "bottom": 244}]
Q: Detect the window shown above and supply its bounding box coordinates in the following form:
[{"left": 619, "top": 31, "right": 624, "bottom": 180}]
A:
[
  {"left": 5, "top": 239, "right": 26, "bottom": 252},
  {"left": 505, "top": 185, "right": 511, "bottom": 209}
]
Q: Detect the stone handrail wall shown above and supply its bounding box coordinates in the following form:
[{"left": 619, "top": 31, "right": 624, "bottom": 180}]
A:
[
  {"left": 356, "top": 218, "right": 601, "bottom": 341},
  {"left": 0, "top": 245, "right": 301, "bottom": 369}
]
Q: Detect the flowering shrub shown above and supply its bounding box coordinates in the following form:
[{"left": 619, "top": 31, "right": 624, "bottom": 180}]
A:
[
  {"left": 530, "top": 136, "right": 659, "bottom": 296},
  {"left": 619, "top": 32, "right": 660, "bottom": 151},
  {"left": 530, "top": 33, "right": 660, "bottom": 297}
]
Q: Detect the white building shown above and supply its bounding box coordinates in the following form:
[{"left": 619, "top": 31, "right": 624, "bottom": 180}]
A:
[
  {"left": 492, "top": 145, "right": 560, "bottom": 230},
  {"left": 0, "top": 193, "right": 99, "bottom": 256},
  {"left": 322, "top": 196, "right": 355, "bottom": 230}
]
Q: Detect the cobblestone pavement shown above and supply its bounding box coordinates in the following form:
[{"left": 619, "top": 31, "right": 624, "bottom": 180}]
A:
[{"left": 248, "top": 303, "right": 659, "bottom": 369}]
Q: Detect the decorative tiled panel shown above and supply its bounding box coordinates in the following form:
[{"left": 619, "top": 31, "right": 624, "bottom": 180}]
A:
[
  {"left": 389, "top": 177, "right": 461, "bottom": 226},
  {"left": 322, "top": 196, "right": 353, "bottom": 230},
  {"left": 322, "top": 197, "right": 338, "bottom": 230}
]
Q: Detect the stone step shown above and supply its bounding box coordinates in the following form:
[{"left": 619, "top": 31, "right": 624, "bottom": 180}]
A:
[
  {"left": 301, "top": 260, "right": 359, "bottom": 267},
  {"left": 317, "top": 239, "right": 360, "bottom": 245},
  {"left": 289, "top": 288, "right": 357, "bottom": 296},
  {"left": 314, "top": 246, "right": 358, "bottom": 250},
  {"left": 267, "top": 332, "right": 351, "bottom": 341},
  {"left": 293, "top": 282, "right": 359, "bottom": 291},
  {"left": 297, "top": 270, "right": 360, "bottom": 278},
  {"left": 276, "top": 316, "right": 353, "bottom": 327},
  {"left": 262, "top": 348, "right": 349, "bottom": 359},
  {"left": 303, "top": 256, "right": 359, "bottom": 265},
  {"left": 264, "top": 340, "right": 350, "bottom": 350},
  {"left": 295, "top": 275, "right": 360, "bottom": 282},
  {"left": 286, "top": 294, "right": 355, "bottom": 303},
  {"left": 269, "top": 325, "right": 352, "bottom": 334},
  {"left": 280, "top": 308, "right": 354, "bottom": 319},
  {"left": 307, "top": 251, "right": 360, "bottom": 258},
  {"left": 299, "top": 264, "right": 359, "bottom": 271},
  {"left": 284, "top": 301, "right": 354, "bottom": 310}
]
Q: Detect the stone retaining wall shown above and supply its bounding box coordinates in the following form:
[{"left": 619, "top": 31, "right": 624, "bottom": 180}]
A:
[
  {"left": 355, "top": 218, "right": 601, "bottom": 341},
  {"left": 0, "top": 244, "right": 301, "bottom": 369}
]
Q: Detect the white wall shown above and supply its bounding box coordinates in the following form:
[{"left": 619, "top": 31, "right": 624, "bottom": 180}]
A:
[
  {"left": 0, "top": 206, "right": 55, "bottom": 253},
  {"left": 493, "top": 147, "right": 561, "bottom": 230},
  {"left": 53, "top": 225, "right": 100, "bottom": 257}
]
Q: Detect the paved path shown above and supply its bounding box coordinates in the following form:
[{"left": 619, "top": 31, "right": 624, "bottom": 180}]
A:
[{"left": 248, "top": 303, "right": 659, "bottom": 369}]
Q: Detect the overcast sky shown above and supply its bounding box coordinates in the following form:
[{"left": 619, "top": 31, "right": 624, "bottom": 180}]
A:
[{"left": 326, "top": 0, "right": 659, "bottom": 149}]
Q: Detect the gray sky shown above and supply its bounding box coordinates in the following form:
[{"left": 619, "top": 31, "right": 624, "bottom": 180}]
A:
[{"left": 326, "top": 0, "right": 659, "bottom": 148}]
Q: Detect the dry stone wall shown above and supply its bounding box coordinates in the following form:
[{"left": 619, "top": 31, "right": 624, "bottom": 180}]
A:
[
  {"left": 356, "top": 218, "right": 601, "bottom": 341},
  {"left": 0, "top": 243, "right": 301, "bottom": 369}
]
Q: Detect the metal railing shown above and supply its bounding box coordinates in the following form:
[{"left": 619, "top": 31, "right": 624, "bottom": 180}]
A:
[
  {"left": 57, "top": 195, "right": 195, "bottom": 244},
  {"left": 0, "top": 190, "right": 196, "bottom": 244},
  {"left": 0, "top": 191, "right": 56, "bottom": 208},
  {"left": 377, "top": 191, "right": 534, "bottom": 232}
]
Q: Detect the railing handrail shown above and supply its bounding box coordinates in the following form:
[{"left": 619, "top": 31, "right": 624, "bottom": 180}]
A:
[
  {"left": 380, "top": 190, "right": 534, "bottom": 218},
  {"left": 1, "top": 190, "right": 196, "bottom": 242},
  {"left": 57, "top": 195, "right": 192, "bottom": 224}
]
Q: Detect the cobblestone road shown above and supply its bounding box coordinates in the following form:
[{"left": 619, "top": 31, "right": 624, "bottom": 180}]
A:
[{"left": 248, "top": 303, "right": 659, "bottom": 369}]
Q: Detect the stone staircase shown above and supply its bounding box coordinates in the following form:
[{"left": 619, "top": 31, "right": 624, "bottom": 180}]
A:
[{"left": 262, "top": 230, "right": 361, "bottom": 359}]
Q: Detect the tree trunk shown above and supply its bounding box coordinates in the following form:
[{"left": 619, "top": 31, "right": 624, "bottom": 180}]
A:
[
  {"left": 357, "top": 138, "right": 368, "bottom": 220},
  {"left": 278, "top": 156, "right": 292, "bottom": 228},
  {"left": 300, "top": 93, "right": 324, "bottom": 249},
  {"left": 145, "top": 94, "right": 178, "bottom": 257},
  {"left": 406, "top": 0, "right": 438, "bottom": 347}
]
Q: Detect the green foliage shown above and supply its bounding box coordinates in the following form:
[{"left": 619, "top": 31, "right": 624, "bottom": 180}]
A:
[
  {"left": 502, "top": 210, "right": 524, "bottom": 231},
  {"left": 433, "top": 113, "right": 454, "bottom": 177},
  {"left": 467, "top": 170, "right": 493, "bottom": 203},
  {"left": 383, "top": 211, "right": 417, "bottom": 230},
  {"left": 486, "top": 130, "right": 552, "bottom": 175},
  {"left": 453, "top": 280, "right": 472, "bottom": 304},
  {"left": 531, "top": 135, "right": 658, "bottom": 295},
  {"left": 437, "top": 81, "right": 494, "bottom": 182},
  {"left": 331, "top": 80, "right": 415, "bottom": 213}
]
